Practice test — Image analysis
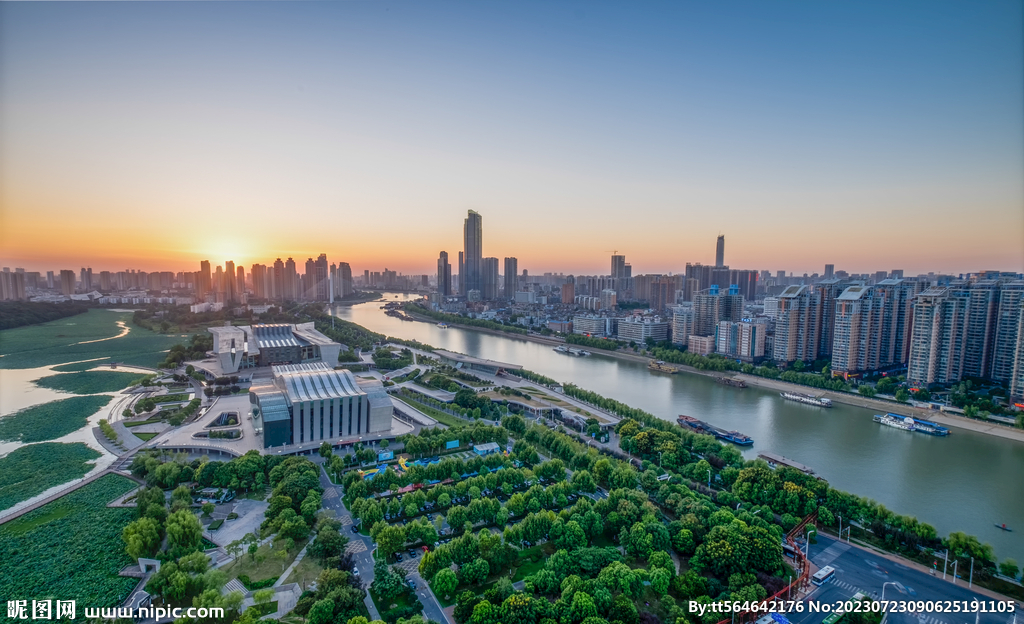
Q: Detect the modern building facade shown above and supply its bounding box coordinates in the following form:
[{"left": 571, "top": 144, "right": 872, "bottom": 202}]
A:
[
  {"left": 208, "top": 323, "right": 342, "bottom": 374},
  {"left": 716, "top": 321, "right": 765, "bottom": 362},
  {"left": 670, "top": 306, "right": 694, "bottom": 347},
  {"left": 715, "top": 235, "right": 725, "bottom": 267},
  {"left": 481, "top": 257, "right": 499, "bottom": 300},
  {"left": 772, "top": 285, "right": 822, "bottom": 365},
  {"left": 616, "top": 316, "right": 669, "bottom": 344},
  {"left": 250, "top": 362, "right": 392, "bottom": 448},
  {"left": 693, "top": 285, "right": 743, "bottom": 337}
]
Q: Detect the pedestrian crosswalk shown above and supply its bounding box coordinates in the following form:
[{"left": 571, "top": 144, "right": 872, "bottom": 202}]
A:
[
  {"left": 832, "top": 579, "right": 868, "bottom": 595},
  {"left": 815, "top": 541, "right": 852, "bottom": 568},
  {"left": 323, "top": 488, "right": 339, "bottom": 500},
  {"left": 346, "top": 540, "right": 367, "bottom": 554}
]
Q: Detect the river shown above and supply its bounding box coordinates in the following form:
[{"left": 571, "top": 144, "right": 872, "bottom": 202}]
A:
[{"left": 332, "top": 293, "right": 1024, "bottom": 564}]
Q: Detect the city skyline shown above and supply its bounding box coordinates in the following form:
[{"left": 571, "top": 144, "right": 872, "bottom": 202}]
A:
[{"left": 1, "top": 1, "right": 1022, "bottom": 275}]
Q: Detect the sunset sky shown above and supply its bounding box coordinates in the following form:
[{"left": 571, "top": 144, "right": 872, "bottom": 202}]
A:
[{"left": 1, "top": 1, "right": 1022, "bottom": 277}]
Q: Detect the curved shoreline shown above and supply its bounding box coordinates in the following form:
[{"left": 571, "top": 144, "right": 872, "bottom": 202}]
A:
[{"left": 403, "top": 311, "right": 1024, "bottom": 444}]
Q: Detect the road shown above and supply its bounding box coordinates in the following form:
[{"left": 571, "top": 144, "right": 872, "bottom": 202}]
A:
[
  {"left": 790, "top": 536, "right": 1018, "bottom": 624},
  {"left": 317, "top": 462, "right": 451, "bottom": 624}
]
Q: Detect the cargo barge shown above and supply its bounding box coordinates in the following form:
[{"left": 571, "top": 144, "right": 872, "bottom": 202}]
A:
[{"left": 677, "top": 415, "right": 754, "bottom": 446}]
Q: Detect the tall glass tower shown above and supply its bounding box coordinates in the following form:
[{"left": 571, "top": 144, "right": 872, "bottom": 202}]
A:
[{"left": 463, "top": 210, "right": 483, "bottom": 294}]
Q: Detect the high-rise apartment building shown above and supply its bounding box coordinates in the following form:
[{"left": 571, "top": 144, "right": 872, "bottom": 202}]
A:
[
  {"left": 79, "top": 268, "right": 93, "bottom": 292},
  {"left": 648, "top": 277, "right": 673, "bottom": 313},
  {"left": 813, "top": 278, "right": 850, "bottom": 358},
  {"left": 198, "top": 260, "right": 212, "bottom": 299},
  {"left": 611, "top": 254, "right": 626, "bottom": 279},
  {"left": 716, "top": 321, "right": 765, "bottom": 362},
  {"left": 463, "top": 210, "right": 483, "bottom": 294},
  {"left": 772, "top": 284, "right": 822, "bottom": 364},
  {"left": 671, "top": 306, "right": 694, "bottom": 347},
  {"left": 990, "top": 282, "right": 1024, "bottom": 385},
  {"left": 824, "top": 264, "right": 835, "bottom": 279},
  {"left": 59, "top": 270, "right": 76, "bottom": 296},
  {"left": 437, "top": 251, "right": 452, "bottom": 296},
  {"left": 284, "top": 258, "right": 298, "bottom": 300},
  {"left": 337, "top": 262, "right": 353, "bottom": 298},
  {"left": 272, "top": 259, "right": 285, "bottom": 300},
  {"left": 481, "top": 257, "right": 499, "bottom": 300},
  {"left": 693, "top": 285, "right": 743, "bottom": 336},
  {"left": 561, "top": 282, "right": 575, "bottom": 304},
  {"left": 504, "top": 257, "right": 518, "bottom": 299},
  {"left": 715, "top": 235, "right": 725, "bottom": 267},
  {"left": 907, "top": 287, "right": 966, "bottom": 385},
  {"left": 600, "top": 289, "right": 618, "bottom": 310}
]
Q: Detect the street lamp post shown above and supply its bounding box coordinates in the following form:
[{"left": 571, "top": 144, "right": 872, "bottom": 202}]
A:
[
  {"left": 707, "top": 469, "right": 712, "bottom": 489},
  {"left": 969, "top": 557, "right": 974, "bottom": 588},
  {"left": 880, "top": 582, "right": 901, "bottom": 612}
]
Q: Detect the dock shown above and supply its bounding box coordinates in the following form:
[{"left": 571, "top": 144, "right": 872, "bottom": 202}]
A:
[{"left": 757, "top": 452, "right": 815, "bottom": 475}]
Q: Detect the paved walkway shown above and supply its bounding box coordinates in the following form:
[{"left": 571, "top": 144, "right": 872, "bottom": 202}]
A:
[{"left": 275, "top": 543, "right": 310, "bottom": 587}]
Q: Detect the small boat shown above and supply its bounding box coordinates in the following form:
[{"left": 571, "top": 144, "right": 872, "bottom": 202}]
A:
[
  {"left": 437, "top": 323, "right": 449, "bottom": 329},
  {"left": 648, "top": 360, "right": 677, "bottom": 374},
  {"left": 716, "top": 376, "right": 747, "bottom": 388},
  {"left": 995, "top": 524, "right": 1012, "bottom": 532}
]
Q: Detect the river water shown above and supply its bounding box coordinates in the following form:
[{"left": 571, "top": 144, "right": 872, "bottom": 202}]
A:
[{"left": 332, "top": 293, "right": 1024, "bottom": 563}]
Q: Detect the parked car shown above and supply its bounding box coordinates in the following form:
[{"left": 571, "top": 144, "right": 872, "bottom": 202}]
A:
[
  {"left": 351, "top": 525, "right": 360, "bottom": 534},
  {"left": 396, "top": 553, "right": 403, "bottom": 562},
  {"left": 408, "top": 549, "right": 418, "bottom": 558}
]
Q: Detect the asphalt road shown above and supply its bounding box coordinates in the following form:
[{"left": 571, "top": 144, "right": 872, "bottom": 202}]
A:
[
  {"left": 318, "top": 463, "right": 451, "bottom": 624},
  {"left": 790, "top": 536, "right": 1018, "bottom": 624}
]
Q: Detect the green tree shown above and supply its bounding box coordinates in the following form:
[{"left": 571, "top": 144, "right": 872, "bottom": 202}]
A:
[
  {"left": 432, "top": 568, "right": 458, "bottom": 600},
  {"left": 202, "top": 502, "right": 215, "bottom": 517},
  {"left": 307, "top": 598, "right": 336, "bottom": 624},
  {"left": 999, "top": 559, "right": 1019, "bottom": 579},
  {"left": 319, "top": 442, "right": 333, "bottom": 458},
  {"left": 166, "top": 509, "right": 204, "bottom": 558},
  {"left": 895, "top": 388, "right": 910, "bottom": 403},
  {"left": 376, "top": 524, "right": 408, "bottom": 560},
  {"left": 122, "top": 516, "right": 162, "bottom": 560}
]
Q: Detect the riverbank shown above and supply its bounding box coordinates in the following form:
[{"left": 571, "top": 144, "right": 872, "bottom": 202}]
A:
[{"left": 402, "top": 313, "right": 1024, "bottom": 444}]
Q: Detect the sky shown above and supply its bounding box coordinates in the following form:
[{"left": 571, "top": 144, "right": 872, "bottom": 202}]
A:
[{"left": 1, "top": 1, "right": 1022, "bottom": 277}]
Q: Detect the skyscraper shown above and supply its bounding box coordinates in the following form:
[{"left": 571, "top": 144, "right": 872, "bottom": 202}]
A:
[
  {"left": 312, "top": 254, "right": 330, "bottom": 301},
  {"left": 824, "top": 264, "right": 835, "bottom": 279},
  {"left": 481, "top": 257, "right": 499, "bottom": 300},
  {"left": 437, "top": 251, "right": 452, "bottom": 296},
  {"left": 198, "top": 260, "right": 212, "bottom": 299},
  {"left": 715, "top": 235, "right": 725, "bottom": 267},
  {"left": 504, "top": 257, "right": 518, "bottom": 299},
  {"left": 463, "top": 210, "right": 483, "bottom": 294},
  {"left": 457, "top": 252, "right": 464, "bottom": 295},
  {"left": 337, "top": 262, "right": 353, "bottom": 297},
  {"left": 693, "top": 285, "right": 743, "bottom": 336},
  {"left": 611, "top": 254, "right": 626, "bottom": 278},
  {"left": 284, "top": 258, "right": 298, "bottom": 300},
  {"left": 272, "top": 258, "right": 285, "bottom": 300}
]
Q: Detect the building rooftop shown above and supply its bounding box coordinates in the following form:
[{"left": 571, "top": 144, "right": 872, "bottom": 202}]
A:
[
  {"left": 837, "top": 285, "right": 869, "bottom": 300},
  {"left": 779, "top": 285, "right": 807, "bottom": 298},
  {"left": 272, "top": 362, "right": 366, "bottom": 402}
]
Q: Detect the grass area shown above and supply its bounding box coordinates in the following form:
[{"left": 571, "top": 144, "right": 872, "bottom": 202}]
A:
[
  {"left": 208, "top": 519, "right": 225, "bottom": 530},
  {"left": 124, "top": 416, "right": 165, "bottom": 427},
  {"left": 222, "top": 540, "right": 306, "bottom": 584},
  {"left": 51, "top": 358, "right": 111, "bottom": 372},
  {"left": 150, "top": 392, "right": 192, "bottom": 404},
  {"left": 284, "top": 552, "right": 324, "bottom": 589},
  {"left": 393, "top": 396, "right": 472, "bottom": 428},
  {"left": 0, "top": 474, "right": 138, "bottom": 608},
  {"left": 0, "top": 309, "right": 185, "bottom": 370},
  {"left": 370, "top": 586, "right": 419, "bottom": 614},
  {"left": 134, "top": 432, "right": 159, "bottom": 441},
  {"left": 0, "top": 442, "right": 102, "bottom": 510},
  {"left": 35, "top": 370, "right": 148, "bottom": 394},
  {"left": 0, "top": 395, "right": 113, "bottom": 443}
]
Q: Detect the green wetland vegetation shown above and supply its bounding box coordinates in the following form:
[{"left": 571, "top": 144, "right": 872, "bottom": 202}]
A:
[
  {"left": 35, "top": 370, "right": 148, "bottom": 394},
  {"left": 0, "top": 395, "right": 113, "bottom": 443},
  {"left": 0, "top": 308, "right": 183, "bottom": 370},
  {"left": 0, "top": 443, "right": 102, "bottom": 511},
  {"left": 51, "top": 358, "right": 112, "bottom": 372},
  {"left": 0, "top": 474, "right": 138, "bottom": 607}
]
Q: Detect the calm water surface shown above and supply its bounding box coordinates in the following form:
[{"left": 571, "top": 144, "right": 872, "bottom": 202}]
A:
[{"left": 333, "top": 293, "right": 1024, "bottom": 563}]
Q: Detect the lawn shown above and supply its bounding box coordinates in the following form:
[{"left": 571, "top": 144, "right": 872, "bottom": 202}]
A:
[
  {"left": 222, "top": 539, "right": 307, "bottom": 586},
  {"left": 0, "top": 395, "right": 113, "bottom": 443},
  {"left": 0, "top": 442, "right": 102, "bottom": 511},
  {"left": 393, "top": 396, "right": 472, "bottom": 428},
  {"left": 0, "top": 474, "right": 138, "bottom": 608},
  {"left": 35, "top": 370, "right": 148, "bottom": 394},
  {"left": 246, "top": 601, "right": 279, "bottom": 617},
  {"left": 284, "top": 552, "right": 324, "bottom": 590},
  {"left": 0, "top": 309, "right": 185, "bottom": 370},
  {"left": 134, "top": 432, "right": 159, "bottom": 441}
]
